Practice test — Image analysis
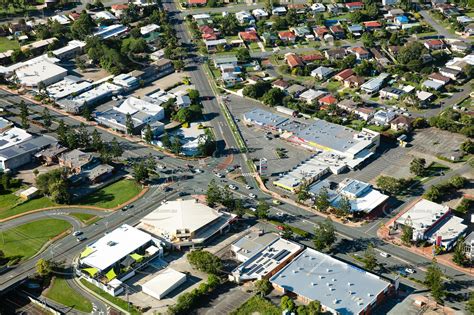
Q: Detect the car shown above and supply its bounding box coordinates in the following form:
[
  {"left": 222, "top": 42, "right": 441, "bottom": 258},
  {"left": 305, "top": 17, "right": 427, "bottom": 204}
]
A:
[
  {"left": 76, "top": 236, "right": 86, "bottom": 242},
  {"left": 248, "top": 193, "right": 257, "bottom": 199},
  {"left": 249, "top": 207, "right": 256, "bottom": 212},
  {"left": 72, "top": 231, "right": 83, "bottom": 237},
  {"left": 215, "top": 173, "right": 224, "bottom": 178},
  {"left": 405, "top": 268, "right": 415, "bottom": 274},
  {"left": 272, "top": 200, "right": 282, "bottom": 205},
  {"left": 121, "top": 205, "right": 129, "bottom": 211},
  {"left": 228, "top": 184, "right": 237, "bottom": 190},
  {"left": 245, "top": 185, "right": 252, "bottom": 190},
  {"left": 276, "top": 225, "right": 285, "bottom": 231},
  {"left": 379, "top": 251, "right": 389, "bottom": 258},
  {"left": 178, "top": 192, "right": 189, "bottom": 196}
]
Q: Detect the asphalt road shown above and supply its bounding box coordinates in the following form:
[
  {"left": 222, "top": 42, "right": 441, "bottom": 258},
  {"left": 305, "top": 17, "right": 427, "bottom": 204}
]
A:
[{"left": 419, "top": 10, "right": 464, "bottom": 41}]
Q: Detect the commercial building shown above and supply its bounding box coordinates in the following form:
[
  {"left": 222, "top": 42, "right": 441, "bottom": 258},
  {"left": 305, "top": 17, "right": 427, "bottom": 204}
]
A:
[
  {"left": 0, "top": 127, "right": 32, "bottom": 150},
  {"left": 230, "top": 237, "right": 303, "bottom": 283},
  {"left": 58, "top": 82, "right": 123, "bottom": 113},
  {"left": 141, "top": 268, "right": 187, "bottom": 300},
  {"left": 394, "top": 199, "right": 467, "bottom": 250},
  {"left": 273, "top": 157, "right": 330, "bottom": 192},
  {"left": 78, "top": 224, "right": 163, "bottom": 296},
  {"left": 46, "top": 76, "right": 93, "bottom": 100},
  {"left": 463, "top": 232, "right": 474, "bottom": 260},
  {"left": 270, "top": 248, "right": 394, "bottom": 315},
  {"left": 113, "top": 73, "right": 140, "bottom": 91},
  {"left": 96, "top": 96, "right": 165, "bottom": 134},
  {"left": 51, "top": 40, "right": 86, "bottom": 60},
  {"left": 14, "top": 55, "right": 68, "bottom": 87},
  {"left": 0, "top": 135, "right": 57, "bottom": 171},
  {"left": 138, "top": 199, "right": 236, "bottom": 247},
  {"left": 231, "top": 232, "right": 279, "bottom": 262}
]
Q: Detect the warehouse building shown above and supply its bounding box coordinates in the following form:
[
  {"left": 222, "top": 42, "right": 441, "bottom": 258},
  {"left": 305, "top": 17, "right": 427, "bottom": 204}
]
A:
[
  {"left": 141, "top": 268, "right": 187, "bottom": 300},
  {"left": 14, "top": 55, "right": 67, "bottom": 87},
  {"left": 270, "top": 248, "right": 394, "bottom": 315}
]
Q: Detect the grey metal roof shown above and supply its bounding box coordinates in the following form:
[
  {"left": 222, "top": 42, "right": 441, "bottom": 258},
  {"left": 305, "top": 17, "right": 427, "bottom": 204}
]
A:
[
  {"left": 270, "top": 248, "right": 391, "bottom": 315},
  {"left": 243, "top": 108, "right": 288, "bottom": 127},
  {"left": 0, "top": 135, "right": 57, "bottom": 160},
  {"left": 232, "top": 232, "right": 279, "bottom": 261}
]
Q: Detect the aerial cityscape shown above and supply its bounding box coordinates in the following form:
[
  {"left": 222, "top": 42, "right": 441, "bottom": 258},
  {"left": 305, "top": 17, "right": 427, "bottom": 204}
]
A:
[{"left": 0, "top": 0, "right": 472, "bottom": 314}]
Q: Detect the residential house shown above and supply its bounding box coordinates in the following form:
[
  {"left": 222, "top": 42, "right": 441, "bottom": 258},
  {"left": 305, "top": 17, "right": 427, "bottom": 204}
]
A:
[
  {"left": 59, "top": 149, "right": 97, "bottom": 174},
  {"left": 222, "top": 72, "right": 241, "bottom": 87},
  {"left": 326, "top": 4, "right": 339, "bottom": 14},
  {"left": 318, "top": 95, "right": 337, "bottom": 107},
  {"left": 272, "top": 79, "right": 290, "bottom": 90},
  {"left": 446, "top": 60, "right": 470, "bottom": 72},
  {"left": 235, "top": 11, "right": 255, "bottom": 24},
  {"left": 247, "top": 75, "right": 261, "bottom": 84},
  {"left": 394, "top": 15, "right": 409, "bottom": 26},
  {"left": 285, "top": 53, "right": 304, "bottom": 68},
  {"left": 363, "top": 21, "right": 382, "bottom": 30},
  {"left": 350, "top": 46, "right": 370, "bottom": 60},
  {"left": 287, "top": 84, "right": 307, "bottom": 97},
  {"left": 188, "top": 0, "right": 207, "bottom": 6},
  {"left": 337, "top": 99, "right": 358, "bottom": 112},
  {"left": 299, "top": 89, "right": 327, "bottom": 104},
  {"left": 422, "top": 80, "right": 444, "bottom": 91},
  {"left": 334, "top": 69, "right": 354, "bottom": 81},
  {"left": 272, "top": 6, "right": 287, "bottom": 16},
  {"left": 370, "top": 48, "right": 390, "bottom": 67},
  {"left": 302, "top": 53, "right": 324, "bottom": 63},
  {"left": 325, "top": 48, "right": 346, "bottom": 60},
  {"left": 416, "top": 90, "right": 435, "bottom": 106},
  {"left": 278, "top": 31, "right": 296, "bottom": 43},
  {"left": 428, "top": 72, "right": 450, "bottom": 85},
  {"left": 176, "top": 95, "right": 192, "bottom": 109},
  {"left": 361, "top": 73, "right": 389, "bottom": 94},
  {"left": 347, "top": 24, "right": 363, "bottom": 36},
  {"left": 380, "top": 86, "right": 405, "bottom": 100},
  {"left": 424, "top": 39, "right": 445, "bottom": 50},
  {"left": 291, "top": 26, "right": 311, "bottom": 39},
  {"left": 439, "top": 67, "right": 461, "bottom": 80},
  {"left": 311, "top": 66, "right": 334, "bottom": 80},
  {"left": 288, "top": 3, "right": 307, "bottom": 13},
  {"left": 388, "top": 9, "right": 405, "bottom": 17},
  {"left": 354, "top": 107, "right": 375, "bottom": 121},
  {"left": 261, "top": 32, "right": 277, "bottom": 46},
  {"left": 450, "top": 41, "right": 471, "bottom": 53},
  {"left": 390, "top": 115, "right": 413, "bottom": 131},
  {"left": 110, "top": 4, "right": 129, "bottom": 18},
  {"left": 373, "top": 110, "right": 396, "bottom": 125},
  {"left": 35, "top": 144, "right": 68, "bottom": 166},
  {"left": 310, "top": 3, "right": 326, "bottom": 13},
  {"left": 238, "top": 30, "right": 259, "bottom": 42},
  {"left": 457, "top": 15, "right": 474, "bottom": 25},
  {"left": 344, "top": 75, "right": 365, "bottom": 88},
  {"left": 252, "top": 8, "right": 269, "bottom": 20},
  {"left": 345, "top": 1, "right": 364, "bottom": 11},
  {"left": 329, "top": 25, "right": 345, "bottom": 39},
  {"left": 313, "top": 26, "right": 328, "bottom": 40},
  {"left": 204, "top": 39, "right": 227, "bottom": 52},
  {"left": 214, "top": 56, "right": 238, "bottom": 67}
]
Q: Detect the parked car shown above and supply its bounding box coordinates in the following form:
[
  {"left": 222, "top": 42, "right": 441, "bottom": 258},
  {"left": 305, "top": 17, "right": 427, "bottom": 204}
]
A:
[
  {"left": 245, "top": 185, "right": 252, "bottom": 190},
  {"left": 276, "top": 225, "right": 285, "bottom": 231},
  {"left": 405, "top": 268, "right": 415, "bottom": 274},
  {"left": 73, "top": 231, "right": 83, "bottom": 237},
  {"left": 215, "top": 173, "right": 224, "bottom": 178},
  {"left": 76, "top": 236, "right": 86, "bottom": 242},
  {"left": 273, "top": 200, "right": 282, "bottom": 205},
  {"left": 228, "top": 184, "right": 237, "bottom": 190},
  {"left": 379, "top": 251, "right": 389, "bottom": 258},
  {"left": 248, "top": 193, "right": 257, "bottom": 199}
]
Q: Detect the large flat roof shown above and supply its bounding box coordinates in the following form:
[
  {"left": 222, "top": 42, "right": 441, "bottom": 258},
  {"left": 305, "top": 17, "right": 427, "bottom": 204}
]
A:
[
  {"left": 141, "top": 267, "right": 186, "bottom": 300},
  {"left": 243, "top": 108, "right": 288, "bottom": 127},
  {"left": 0, "top": 127, "right": 32, "bottom": 150},
  {"left": 396, "top": 199, "right": 450, "bottom": 234},
  {"left": 80, "top": 224, "right": 154, "bottom": 271},
  {"left": 15, "top": 58, "right": 67, "bottom": 87},
  {"left": 426, "top": 215, "right": 467, "bottom": 248},
  {"left": 231, "top": 232, "right": 279, "bottom": 262},
  {"left": 46, "top": 76, "right": 92, "bottom": 100},
  {"left": 270, "top": 248, "right": 391, "bottom": 315},
  {"left": 115, "top": 96, "right": 164, "bottom": 117},
  {"left": 233, "top": 238, "right": 303, "bottom": 281}
]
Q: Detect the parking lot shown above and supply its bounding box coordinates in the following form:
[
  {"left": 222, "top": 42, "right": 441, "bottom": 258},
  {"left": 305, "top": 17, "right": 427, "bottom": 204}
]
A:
[{"left": 409, "top": 127, "right": 467, "bottom": 159}]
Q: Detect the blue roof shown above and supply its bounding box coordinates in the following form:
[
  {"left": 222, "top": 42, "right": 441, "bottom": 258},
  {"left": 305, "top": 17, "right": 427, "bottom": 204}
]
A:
[
  {"left": 396, "top": 15, "right": 409, "bottom": 23},
  {"left": 348, "top": 24, "right": 363, "bottom": 32}
]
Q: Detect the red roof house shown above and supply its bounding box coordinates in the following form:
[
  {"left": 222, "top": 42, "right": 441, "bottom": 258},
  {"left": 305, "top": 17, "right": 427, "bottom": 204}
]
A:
[
  {"left": 318, "top": 95, "right": 338, "bottom": 106},
  {"left": 285, "top": 53, "right": 304, "bottom": 68},
  {"left": 424, "top": 39, "right": 445, "bottom": 50},
  {"left": 334, "top": 69, "right": 355, "bottom": 81},
  {"left": 302, "top": 54, "right": 325, "bottom": 62},
  {"left": 345, "top": 2, "right": 364, "bottom": 10},
  {"left": 239, "top": 30, "right": 259, "bottom": 42},
  {"left": 278, "top": 31, "right": 296, "bottom": 42},
  {"left": 188, "top": 0, "right": 207, "bottom": 6},
  {"left": 363, "top": 21, "right": 382, "bottom": 29}
]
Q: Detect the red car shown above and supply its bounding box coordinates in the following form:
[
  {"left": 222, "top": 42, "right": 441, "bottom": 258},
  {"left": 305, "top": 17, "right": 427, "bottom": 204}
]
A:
[{"left": 277, "top": 225, "right": 285, "bottom": 231}]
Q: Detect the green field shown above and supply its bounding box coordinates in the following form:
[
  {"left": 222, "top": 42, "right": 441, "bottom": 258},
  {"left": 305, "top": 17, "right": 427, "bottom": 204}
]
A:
[
  {"left": 231, "top": 295, "right": 279, "bottom": 315},
  {"left": 76, "top": 180, "right": 142, "bottom": 209},
  {"left": 69, "top": 213, "right": 100, "bottom": 224},
  {"left": 0, "top": 194, "right": 58, "bottom": 220},
  {"left": 46, "top": 277, "right": 93, "bottom": 313},
  {"left": 0, "top": 218, "right": 71, "bottom": 261},
  {"left": 0, "top": 37, "right": 19, "bottom": 53}
]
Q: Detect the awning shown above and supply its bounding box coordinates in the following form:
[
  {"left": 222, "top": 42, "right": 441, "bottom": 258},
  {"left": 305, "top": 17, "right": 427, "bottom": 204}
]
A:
[
  {"left": 80, "top": 247, "right": 94, "bottom": 259},
  {"left": 83, "top": 267, "right": 98, "bottom": 277},
  {"left": 130, "top": 253, "right": 144, "bottom": 262},
  {"left": 146, "top": 245, "right": 160, "bottom": 256},
  {"left": 120, "top": 255, "right": 135, "bottom": 268},
  {"left": 106, "top": 268, "right": 117, "bottom": 281}
]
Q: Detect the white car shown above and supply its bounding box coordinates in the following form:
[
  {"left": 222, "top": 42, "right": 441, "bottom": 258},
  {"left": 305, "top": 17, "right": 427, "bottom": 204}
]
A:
[
  {"left": 248, "top": 193, "right": 257, "bottom": 199},
  {"left": 228, "top": 184, "right": 237, "bottom": 190},
  {"left": 73, "top": 231, "right": 83, "bottom": 236},
  {"left": 245, "top": 185, "right": 252, "bottom": 190},
  {"left": 405, "top": 268, "right": 415, "bottom": 274},
  {"left": 379, "top": 251, "right": 389, "bottom": 258},
  {"left": 215, "top": 173, "right": 224, "bottom": 178}
]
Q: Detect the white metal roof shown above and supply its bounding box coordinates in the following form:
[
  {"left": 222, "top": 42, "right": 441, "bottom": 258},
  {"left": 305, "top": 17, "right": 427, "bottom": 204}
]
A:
[
  {"left": 396, "top": 199, "right": 450, "bottom": 234},
  {"left": 80, "top": 224, "right": 154, "bottom": 271},
  {"left": 141, "top": 268, "right": 186, "bottom": 300}
]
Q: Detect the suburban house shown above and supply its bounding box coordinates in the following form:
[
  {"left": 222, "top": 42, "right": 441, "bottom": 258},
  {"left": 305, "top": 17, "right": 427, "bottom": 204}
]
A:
[
  {"left": 439, "top": 67, "right": 461, "bottom": 80},
  {"left": 344, "top": 75, "right": 365, "bottom": 88},
  {"left": 354, "top": 107, "right": 375, "bottom": 121},
  {"left": 325, "top": 48, "right": 346, "bottom": 60},
  {"left": 334, "top": 69, "right": 355, "bottom": 81},
  {"left": 285, "top": 53, "right": 304, "bottom": 68},
  {"left": 278, "top": 31, "right": 297, "bottom": 43},
  {"left": 345, "top": 1, "right": 364, "bottom": 11},
  {"left": 318, "top": 95, "right": 338, "bottom": 107},
  {"left": 390, "top": 115, "right": 414, "bottom": 131},
  {"left": 313, "top": 26, "right": 328, "bottom": 40},
  {"left": 428, "top": 72, "right": 450, "bottom": 84},
  {"left": 363, "top": 21, "right": 382, "bottom": 30},
  {"left": 329, "top": 25, "right": 345, "bottom": 39},
  {"left": 380, "top": 86, "right": 405, "bottom": 100},
  {"left": 272, "top": 79, "right": 290, "bottom": 90},
  {"left": 350, "top": 46, "right": 370, "bottom": 60},
  {"left": 238, "top": 30, "right": 259, "bottom": 42},
  {"left": 311, "top": 66, "right": 334, "bottom": 80},
  {"left": 424, "top": 39, "right": 445, "bottom": 50}
]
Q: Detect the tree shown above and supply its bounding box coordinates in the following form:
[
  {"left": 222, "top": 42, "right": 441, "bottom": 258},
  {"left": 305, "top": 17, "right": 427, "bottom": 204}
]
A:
[
  {"left": 42, "top": 108, "right": 52, "bottom": 130},
  {"left": 175, "top": 108, "right": 193, "bottom": 123},
  {"left": 173, "top": 60, "right": 185, "bottom": 71},
  {"left": 187, "top": 250, "right": 222, "bottom": 275},
  {"left": 236, "top": 48, "right": 251, "bottom": 63},
  {"left": 143, "top": 124, "right": 153, "bottom": 144},
  {"left": 307, "top": 300, "right": 321, "bottom": 314},
  {"left": 187, "top": 89, "right": 200, "bottom": 104},
  {"left": 460, "top": 140, "right": 474, "bottom": 154},
  {"left": 206, "top": 179, "right": 222, "bottom": 207},
  {"left": 410, "top": 158, "right": 426, "bottom": 177},
  {"left": 171, "top": 137, "right": 182, "bottom": 155},
  {"left": 452, "top": 238, "right": 467, "bottom": 266},
  {"left": 312, "top": 218, "right": 336, "bottom": 251},
  {"left": 450, "top": 175, "right": 467, "bottom": 189},
  {"left": 81, "top": 106, "right": 92, "bottom": 121},
  {"left": 365, "top": 3, "right": 378, "bottom": 19},
  {"left": 57, "top": 120, "right": 67, "bottom": 144},
  {"left": 255, "top": 199, "right": 269, "bottom": 219},
  {"left": 361, "top": 32, "right": 375, "bottom": 48},
  {"left": 132, "top": 161, "right": 150, "bottom": 183},
  {"left": 424, "top": 185, "right": 441, "bottom": 202},
  {"left": 354, "top": 60, "right": 375, "bottom": 76},
  {"left": 254, "top": 278, "right": 272, "bottom": 297},
  {"left": 19, "top": 100, "right": 29, "bottom": 129},
  {"left": 110, "top": 138, "right": 123, "bottom": 158},
  {"left": 336, "top": 196, "right": 351, "bottom": 216},
  {"left": 350, "top": 10, "right": 364, "bottom": 23},
  {"left": 376, "top": 176, "right": 405, "bottom": 195},
  {"left": 315, "top": 188, "right": 330, "bottom": 212},
  {"left": 401, "top": 224, "right": 413, "bottom": 246},
  {"left": 36, "top": 168, "right": 70, "bottom": 204},
  {"left": 125, "top": 113, "right": 134, "bottom": 135},
  {"left": 467, "top": 292, "right": 474, "bottom": 315},
  {"left": 161, "top": 132, "right": 171, "bottom": 149},
  {"left": 71, "top": 11, "right": 96, "bottom": 40},
  {"left": 397, "top": 42, "right": 426, "bottom": 71},
  {"left": 221, "top": 186, "right": 235, "bottom": 210},
  {"left": 261, "top": 88, "right": 286, "bottom": 106},
  {"left": 197, "top": 129, "right": 216, "bottom": 157},
  {"left": 363, "top": 243, "right": 378, "bottom": 271},
  {"left": 77, "top": 123, "right": 90, "bottom": 148},
  {"left": 75, "top": 56, "right": 86, "bottom": 71},
  {"left": 91, "top": 129, "right": 103, "bottom": 151},
  {"left": 36, "top": 259, "right": 52, "bottom": 278},
  {"left": 297, "top": 183, "right": 310, "bottom": 202},
  {"left": 280, "top": 296, "right": 296, "bottom": 312},
  {"left": 425, "top": 259, "right": 445, "bottom": 303},
  {"left": 219, "top": 14, "right": 240, "bottom": 36}
]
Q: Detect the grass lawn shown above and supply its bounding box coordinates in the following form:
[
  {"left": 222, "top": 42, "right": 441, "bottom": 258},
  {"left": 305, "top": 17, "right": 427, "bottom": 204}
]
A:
[
  {"left": 0, "top": 218, "right": 71, "bottom": 261},
  {"left": 0, "top": 37, "right": 19, "bottom": 53},
  {"left": 326, "top": 80, "right": 342, "bottom": 93},
  {"left": 0, "top": 194, "right": 58, "bottom": 220},
  {"left": 76, "top": 180, "right": 142, "bottom": 209},
  {"left": 69, "top": 213, "right": 100, "bottom": 225},
  {"left": 46, "top": 277, "right": 93, "bottom": 313},
  {"left": 231, "top": 295, "right": 279, "bottom": 315},
  {"left": 80, "top": 279, "right": 141, "bottom": 315},
  {"left": 366, "top": 124, "right": 388, "bottom": 132}
]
